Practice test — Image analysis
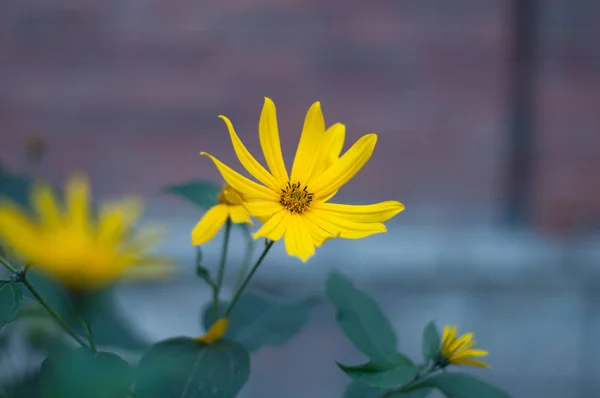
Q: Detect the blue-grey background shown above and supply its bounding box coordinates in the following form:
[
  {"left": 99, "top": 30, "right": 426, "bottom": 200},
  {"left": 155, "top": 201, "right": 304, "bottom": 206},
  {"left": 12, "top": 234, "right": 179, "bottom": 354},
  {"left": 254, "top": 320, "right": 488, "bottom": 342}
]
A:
[{"left": 1, "top": 0, "right": 600, "bottom": 397}]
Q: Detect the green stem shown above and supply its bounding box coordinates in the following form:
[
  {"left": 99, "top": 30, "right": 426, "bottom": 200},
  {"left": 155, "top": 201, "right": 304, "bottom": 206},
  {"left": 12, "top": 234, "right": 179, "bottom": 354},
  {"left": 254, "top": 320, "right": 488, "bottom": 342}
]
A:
[
  {"left": 21, "top": 274, "right": 89, "bottom": 349},
  {"left": 212, "top": 218, "right": 232, "bottom": 322},
  {"left": 225, "top": 239, "right": 274, "bottom": 318},
  {"left": 233, "top": 234, "right": 255, "bottom": 293},
  {"left": 380, "top": 364, "right": 438, "bottom": 398},
  {"left": 0, "top": 256, "right": 17, "bottom": 273},
  {"left": 80, "top": 317, "right": 97, "bottom": 352}
]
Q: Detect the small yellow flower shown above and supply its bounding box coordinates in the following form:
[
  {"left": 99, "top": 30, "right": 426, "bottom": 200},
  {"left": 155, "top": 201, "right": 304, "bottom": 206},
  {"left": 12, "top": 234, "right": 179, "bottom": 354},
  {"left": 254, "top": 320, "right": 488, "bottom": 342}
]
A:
[
  {"left": 196, "top": 318, "right": 229, "bottom": 343},
  {"left": 201, "top": 98, "right": 405, "bottom": 262},
  {"left": 438, "top": 325, "right": 490, "bottom": 369},
  {"left": 191, "top": 185, "right": 253, "bottom": 245},
  {"left": 0, "top": 173, "right": 170, "bottom": 290}
]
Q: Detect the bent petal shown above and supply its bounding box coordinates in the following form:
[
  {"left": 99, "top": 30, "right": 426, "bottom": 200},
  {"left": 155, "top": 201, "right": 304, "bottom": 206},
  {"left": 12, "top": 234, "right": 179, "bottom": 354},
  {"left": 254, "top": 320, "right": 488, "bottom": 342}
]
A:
[
  {"left": 311, "top": 201, "right": 404, "bottom": 223},
  {"left": 305, "top": 209, "right": 387, "bottom": 239},
  {"left": 308, "top": 123, "right": 346, "bottom": 181},
  {"left": 259, "top": 98, "right": 289, "bottom": 184},
  {"left": 201, "top": 152, "right": 278, "bottom": 201},
  {"left": 219, "top": 115, "right": 279, "bottom": 191},
  {"left": 283, "top": 214, "right": 315, "bottom": 262},
  {"left": 191, "top": 204, "right": 229, "bottom": 245},
  {"left": 228, "top": 205, "right": 253, "bottom": 225},
  {"left": 253, "top": 209, "right": 290, "bottom": 241},
  {"left": 310, "top": 134, "right": 377, "bottom": 200},
  {"left": 290, "top": 101, "right": 326, "bottom": 183}
]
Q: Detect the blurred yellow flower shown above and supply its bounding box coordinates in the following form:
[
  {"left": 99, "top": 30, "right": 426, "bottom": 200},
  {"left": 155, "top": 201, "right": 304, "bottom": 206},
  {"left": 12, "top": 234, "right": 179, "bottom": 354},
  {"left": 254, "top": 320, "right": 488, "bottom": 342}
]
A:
[
  {"left": 196, "top": 318, "right": 229, "bottom": 343},
  {"left": 0, "top": 173, "right": 171, "bottom": 290},
  {"left": 438, "top": 325, "right": 490, "bottom": 369},
  {"left": 191, "top": 185, "right": 252, "bottom": 245},
  {"left": 201, "top": 97, "right": 404, "bottom": 261}
]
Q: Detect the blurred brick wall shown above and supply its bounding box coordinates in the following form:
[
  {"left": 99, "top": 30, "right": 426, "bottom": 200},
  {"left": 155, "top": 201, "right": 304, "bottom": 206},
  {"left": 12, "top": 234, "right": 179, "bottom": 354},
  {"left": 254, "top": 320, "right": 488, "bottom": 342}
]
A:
[{"left": 0, "top": 0, "right": 598, "bottom": 234}]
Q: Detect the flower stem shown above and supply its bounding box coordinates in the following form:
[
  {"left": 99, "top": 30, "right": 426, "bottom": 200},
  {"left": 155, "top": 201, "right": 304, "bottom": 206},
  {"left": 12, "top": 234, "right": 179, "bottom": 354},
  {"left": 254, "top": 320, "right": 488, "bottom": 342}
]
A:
[
  {"left": 0, "top": 256, "right": 17, "bottom": 273},
  {"left": 20, "top": 273, "right": 89, "bottom": 349},
  {"left": 225, "top": 239, "right": 274, "bottom": 318},
  {"left": 212, "top": 218, "right": 232, "bottom": 322},
  {"left": 380, "top": 364, "right": 437, "bottom": 398},
  {"left": 233, "top": 233, "right": 255, "bottom": 293},
  {"left": 80, "top": 317, "right": 97, "bottom": 352}
]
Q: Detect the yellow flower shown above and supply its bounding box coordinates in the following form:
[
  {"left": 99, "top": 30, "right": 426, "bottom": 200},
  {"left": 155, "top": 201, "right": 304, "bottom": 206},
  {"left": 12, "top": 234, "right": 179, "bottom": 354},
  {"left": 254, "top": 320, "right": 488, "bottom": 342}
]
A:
[
  {"left": 196, "top": 318, "right": 229, "bottom": 343},
  {"left": 0, "top": 173, "right": 170, "bottom": 290},
  {"left": 438, "top": 325, "right": 490, "bottom": 369},
  {"left": 191, "top": 185, "right": 253, "bottom": 245},
  {"left": 201, "top": 97, "right": 404, "bottom": 261}
]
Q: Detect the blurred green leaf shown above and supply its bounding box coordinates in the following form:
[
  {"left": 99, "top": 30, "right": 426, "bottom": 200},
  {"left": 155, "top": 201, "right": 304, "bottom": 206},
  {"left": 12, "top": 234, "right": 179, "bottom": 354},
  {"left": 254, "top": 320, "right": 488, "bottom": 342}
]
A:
[
  {"left": 421, "top": 321, "right": 440, "bottom": 363},
  {"left": 0, "top": 165, "right": 33, "bottom": 207},
  {"left": 134, "top": 337, "right": 250, "bottom": 398},
  {"left": 410, "top": 372, "right": 511, "bottom": 398},
  {"left": 40, "top": 347, "right": 131, "bottom": 398},
  {"left": 338, "top": 358, "right": 419, "bottom": 389},
  {"left": 326, "top": 271, "right": 397, "bottom": 364},
  {"left": 163, "top": 180, "right": 221, "bottom": 210},
  {"left": 344, "top": 381, "right": 432, "bottom": 398},
  {"left": 0, "top": 281, "right": 23, "bottom": 329},
  {"left": 202, "top": 292, "right": 318, "bottom": 352},
  {"left": 0, "top": 371, "right": 42, "bottom": 398}
]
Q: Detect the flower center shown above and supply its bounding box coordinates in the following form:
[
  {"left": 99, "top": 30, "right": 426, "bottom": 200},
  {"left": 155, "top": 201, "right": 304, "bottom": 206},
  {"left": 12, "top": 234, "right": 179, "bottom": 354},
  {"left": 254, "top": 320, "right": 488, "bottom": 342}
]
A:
[{"left": 280, "top": 182, "right": 313, "bottom": 213}]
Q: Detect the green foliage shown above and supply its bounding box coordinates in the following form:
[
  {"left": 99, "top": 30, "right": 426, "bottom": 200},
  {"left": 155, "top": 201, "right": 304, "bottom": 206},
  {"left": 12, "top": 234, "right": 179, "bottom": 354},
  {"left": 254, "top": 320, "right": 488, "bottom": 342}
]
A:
[
  {"left": 326, "top": 271, "right": 398, "bottom": 365},
  {"left": 0, "top": 281, "right": 23, "bottom": 329},
  {"left": 0, "top": 164, "right": 33, "bottom": 207},
  {"left": 134, "top": 337, "right": 250, "bottom": 398},
  {"left": 421, "top": 321, "right": 441, "bottom": 363},
  {"left": 202, "top": 292, "right": 318, "bottom": 352},
  {"left": 337, "top": 357, "right": 419, "bottom": 389},
  {"left": 40, "top": 347, "right": 131, "bottom": 398},
  {"left": 195, "top": 247, "right": 216, "bottom": 288},
  {"left": 344, "top": 381, "right": 432, "bottom": 398},
  {"left": 409, "top": 372, "right": 511, "bottom": 398}
]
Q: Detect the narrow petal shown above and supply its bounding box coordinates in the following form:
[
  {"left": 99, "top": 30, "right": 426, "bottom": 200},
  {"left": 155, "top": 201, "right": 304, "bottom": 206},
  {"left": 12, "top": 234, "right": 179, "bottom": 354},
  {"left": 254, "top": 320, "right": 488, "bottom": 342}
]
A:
[
  {"left": 98, "top": 197, "right": 143, "bottom": 242},
  {"left": 243, "top": 200, "right": 282, "bottom": 218},
  {"left": 283, "top": 214, "right": 315, "bottom": 262},
  {"left": 196, "top": 318, "right": 229, "bottom": 343},
  {"left": 259, "top": 97, "right": 289, "bottom": 184},
  {"left": 305, "top": 209, "right": 387, "bottom": 239},
  {"left": 310, "top": 134, "right": 377, "bottom": 200},
  {"left": 453, "top": 349, "right": 489, "bottom": 359},
  {"left": 125, "top": 224, "right": 164, "bottom": 251},
  {"left": 451, "top": 357, "right": 491, "bottom": 369},
  {"left": 311, "top": 201, "right": 405, "bottom": 223},
  {"left": 0, "top": 202, "right": 42, "bottom": 258},
  {"left": 290, "top": 101, "right": 326, "bottom": 183},
  {"left": 31, "top": 182, "right": 63, "bottom": 230},
  {"left": 219, "top": 115, "right": 279, "bottom": 191},
  {"left": 191, "top": 204, "right": 229, "bottom": 245},
  {"left": 302, "top": 214, "right": 336, "bottom": 247},
  {"left": 308, "top": 123, "right": 346, "bottom": 181},
  {"left": 228, "top": 205, "right": 253, "bottom": 225},
  {"left": 253, "top": 210, "right": 290, "bottom": 241},
  {"left": 65, "top": 173, "right": 91, "bottom": 231},
  {"left": 449, "top": 333, "right": 474, "bottom": 353},
  {"left": 201, "top": 153, "right": 278, "bottom": 201}
]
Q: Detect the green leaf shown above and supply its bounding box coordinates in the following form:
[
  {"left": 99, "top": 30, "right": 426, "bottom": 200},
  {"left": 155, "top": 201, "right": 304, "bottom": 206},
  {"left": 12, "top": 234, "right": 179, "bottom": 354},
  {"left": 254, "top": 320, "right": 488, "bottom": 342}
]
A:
[
  {"left": 202, "top": 292, "right": 318, "bottom": 352},
  {"left": 0, "top": 281, "right": 23, "bottom": 328},
  {"left": 344, "top": 381, "right": 432, "bottom": 398},
  {"left": 338, "top": 359, "right": 419, "bottom": 389},
  {"left": 134, "top": 337, "right": 250, "bottom": 398},
  {"left": 411, "top": 372, "right": 511, "bottom": 398},
  {"left": 40, "top": 347, "right": 131, "bottom": 398},
  {"left": 163, "top": 180, "right": 221, "bottom": 210},
  {"left": 0, "top": 165, "right": 33, "bottom": 207},
  {"left": 326, "top": 271, "right": 397, "bottom": 364},
  {"left": 0, "top": 370, "right": 41, "bottom": 398},
  {"left": 421, "top": 321, "right": 441, "bottom": 362}
]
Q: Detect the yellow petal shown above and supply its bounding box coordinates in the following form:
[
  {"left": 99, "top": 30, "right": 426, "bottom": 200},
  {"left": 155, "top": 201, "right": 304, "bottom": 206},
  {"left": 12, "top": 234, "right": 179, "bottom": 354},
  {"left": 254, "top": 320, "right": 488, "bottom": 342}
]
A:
[
  {"left": 191, "top": 204, "right": 229, "bottom": 245},
  {"left": 449, "top": 333, "right": 474, "bottom": 353},
  {"left": 0, "top": 201, "right": 42, "bottom": 259},
  {"left": 305, "top": 209, "right": 387, "bottom": 239},
  {"left": 259, "top": 97, "right": 289, "bottom": 184},
  {"left": 441, "top": 325, "right": 458, "bottom": 353},
  {"left": 196, "top": 318, "right": 229, "bottom": 343},
  {"left": 243, "top": 200, "right": 282, "bottom": 218},
  {"left": 125, "top": 224, "right": 164, "bottom": 251},
  {"left": 311, "top": 201, "right": 404, "bottom": 223},
  {"left": 253, "top": 209, "right": 290, "bottom": 241},
  {"left": 228, "top": 205, "right": 253, "bottom": 225},
  {"left": 201, "top": 152, "right": 278, "bottom": 201},
  {"left": 65, "top": 173, "right": 91, "bottom": 231},
  {"left": 218, "top": 115, "right": 279, "bottom": 191},
  {"left": 222, "top": 187, "right": 243, "bottom": 205},
  {"left": 303, "top": 214, "right": 336, "bottom": 247},
  {"left": 308, "top": 123, "right": 346, "bottom": 180},
  {"left": 31, "top": 183, "right": 62, "bottom": 230},
  {"left": 290, "top": 101, "right": 326, "bottom": 183},
  {"left": 283, "top": 214, "right": 315, "bottom": 262},
  {"left": 97, "top": 197, "right": 143, "bottom": 242},
  {"left": 453, "top": 349, "right": 489, "bottom": 359},
  {"left": 451, "top": 357, "right": 491, "bottom": 369},
  {"left": 310, "top": 134, "right": 377, "bottom": 200}
]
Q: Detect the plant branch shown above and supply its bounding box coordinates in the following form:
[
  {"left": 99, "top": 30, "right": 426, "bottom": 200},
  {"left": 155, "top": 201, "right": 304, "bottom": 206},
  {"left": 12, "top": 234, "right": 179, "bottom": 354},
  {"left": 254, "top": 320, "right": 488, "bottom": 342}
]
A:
[{"left": 212, "top": 218, "right": 232, "bottom": 322}]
